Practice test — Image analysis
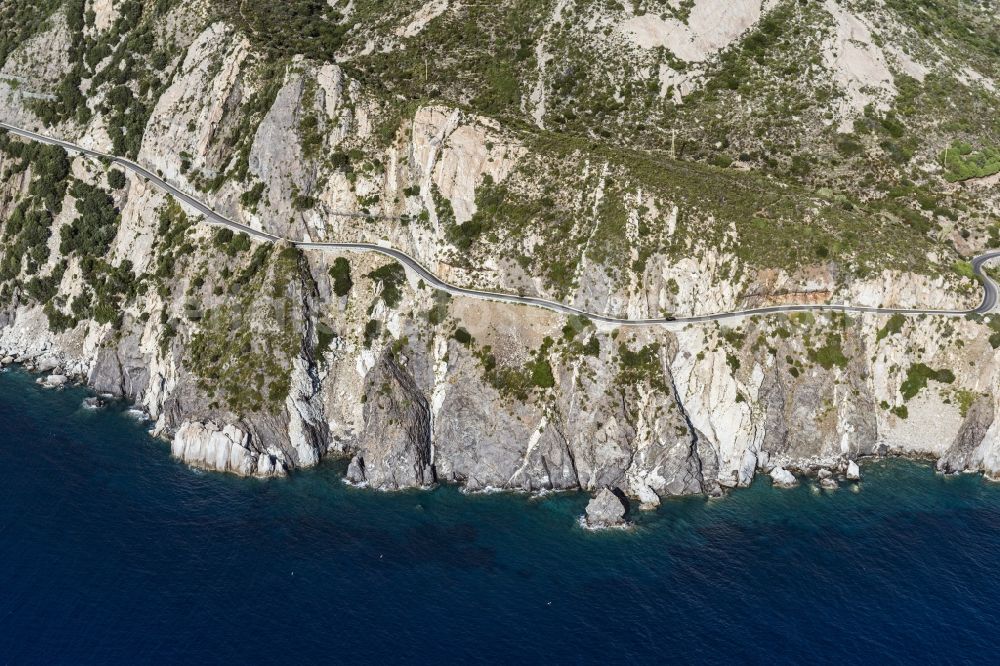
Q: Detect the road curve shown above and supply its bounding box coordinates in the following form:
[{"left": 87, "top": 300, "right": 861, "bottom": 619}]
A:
[{"left": 2, "top": 120, "right": 998, "bottom": 326}]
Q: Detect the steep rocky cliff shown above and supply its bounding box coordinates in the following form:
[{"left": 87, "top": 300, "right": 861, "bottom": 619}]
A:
[{"left": 1, "top": 0, "right": 999, "bottom": 505}]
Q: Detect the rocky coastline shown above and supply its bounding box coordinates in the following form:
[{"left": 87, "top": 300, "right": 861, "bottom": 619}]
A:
[{"left": 1, "top": 0, "right": 999, "bottom": 524}]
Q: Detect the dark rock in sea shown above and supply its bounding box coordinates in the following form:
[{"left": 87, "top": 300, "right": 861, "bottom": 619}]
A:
[{"left": 346, "top": 454, "right": 367, "bottom": 485}]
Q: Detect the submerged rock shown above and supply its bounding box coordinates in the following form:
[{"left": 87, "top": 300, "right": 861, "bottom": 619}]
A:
[
  {"left": 769, "top": 466, "right": 798, "bottom": 488},
  {"left": 820, "top": 477, "right": 839, "bottom": 491},
  {"left": 584, "top": 487, "right": 630, "bottom": 529},
  {"left": 82, "top": 396, "right": 106, "bottom": 410}
]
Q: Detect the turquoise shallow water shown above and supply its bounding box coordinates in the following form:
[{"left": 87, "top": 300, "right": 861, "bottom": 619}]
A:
[{"left": 1, "top": 365, "right": 999, "bottom": 664}]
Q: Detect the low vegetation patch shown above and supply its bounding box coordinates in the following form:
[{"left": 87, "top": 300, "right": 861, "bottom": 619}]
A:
[{"left": 900, "top": 363, "right": 956, "bottom": 401}]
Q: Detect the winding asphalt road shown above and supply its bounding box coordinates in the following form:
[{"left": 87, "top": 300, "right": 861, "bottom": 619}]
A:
[{"left": 2, "top": 120, "right": 998, "bottom": 325}]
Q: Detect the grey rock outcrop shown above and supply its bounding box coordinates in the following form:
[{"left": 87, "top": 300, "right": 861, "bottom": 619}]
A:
[
  {"left": 345, "top": 454, "right": 366, "bottom": 485},
  {"left": 349, "top": 351, "right": 434, "bottom": 490},
  {"left": 584, "top": 487, "right": 630, "bottom": 529},
  {"left": 937, "top": 396, "right": 994, "bottom": 475}
]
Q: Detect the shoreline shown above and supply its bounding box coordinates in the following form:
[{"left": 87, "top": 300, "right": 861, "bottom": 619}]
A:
[{"left": 3, "top": 359, "right": 994, "bottom": 514}]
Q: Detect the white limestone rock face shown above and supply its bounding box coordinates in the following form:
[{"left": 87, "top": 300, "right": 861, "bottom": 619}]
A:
[
  {"left": 618, "top": 1, "right": 765, "bottom": 63},
  {"left": 0, "top": 11, "right": 72, "bottom": 129},
  {"left": 172, "top": 421, "right": 285, "bottom": 478},
  {"left": 821, "top": 0, "right": 896, "bottom": 132},
  {"left": 396, "top": 0, "right": 449, "bottom": 39},
  {"left": 285, "top": 355, "right": 329, "bottom": 468},
  {"left": 86, "top": 0, "right": 120, "bottom": 34},
  {"left": 671, "top": 326, "right": 763, "bottom": 490},
  {"left": 141, "top": 22, "right": 252, "bottom": 188}
]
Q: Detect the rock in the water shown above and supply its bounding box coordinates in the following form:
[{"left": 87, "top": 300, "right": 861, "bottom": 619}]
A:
[
  {"left": 345, "top": 454, "right": 367, "bottom": 485},
  {"left": 817, "top": 468, "right": 833, "bottom": 480},
  {"left": 769, "top": 466, "right": 798, "bottom": 488},
  {"left": 44, "top": 374, "right": 68, "bottom": 387},
  {"left": 0, "top": 356, "right": 12, "bottom": 365},
  {"left": 584, "top": 487, "right": 629, "bottom": 529},
  {"left": 82, "top": 396, "right": 105, "bottom": 409},
  {"left": 820, "top": 476, "right": 839, "bottom": 490},
  {"left": 846, "top": 460, "right": 861, "bottom": 481}
]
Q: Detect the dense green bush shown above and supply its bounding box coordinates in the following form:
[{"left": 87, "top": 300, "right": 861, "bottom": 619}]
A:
[
  {"left": 59, "top": 181, "right": 120, "bottom": 257},
  {"left": 366, "top": 262, "right": 405, "bottom": 308},
  {"left": 222, "top": 0, "right": 350, "bottom": 62},
  {"left": 330, "top": 257, "right": 353, "bottom": 296},
  {"left": 107, "top": 169, "right": 127, "bottom": 190},
  {"left": 900, "top": 363, "right": 955, "bottom": 401}
]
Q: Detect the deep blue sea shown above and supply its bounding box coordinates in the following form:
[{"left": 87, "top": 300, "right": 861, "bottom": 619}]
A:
[{"left": 2, "top": 366, "right": 999, "bottom": 664}]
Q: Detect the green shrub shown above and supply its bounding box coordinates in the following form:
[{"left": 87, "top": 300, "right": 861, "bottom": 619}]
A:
[
  {"left": 316, "top": 322, "right": 336, "bottom": 358},
  {"left": 953, "top": 261, "right": 976, "bottom": 280},
  {"left": 240, "top": 182, "right": 265, "bottom": 209},
  {"left": 900, "top": 363, "right": 955, "bottom": 401},
  {"left": 808, "top": 335, "right": 849, "bottom": 370},
  {"left": 367, "top": 262, "right": 405, "bottom": 308},
  {"left": 107, "top": 169, "right": 126, "bottom": 189},
  {"left": 364, "top": 319, "right": 380, "bottom": 347},
  {"left": 330, "top": 257, "right": 353, "bottom": 296},
  {"left": 60, "top": 181, "right": 120, "bottom": 257},
  {"left": 529, "top": 359, "right": 555, "bottom": 388},
  {"left": 876, "top": 314, "right": 906, "bottom": 342}
]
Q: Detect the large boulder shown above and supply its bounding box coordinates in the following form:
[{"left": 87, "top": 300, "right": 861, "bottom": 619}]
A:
[
  {"left": 846, "top": 460, "right": 861, "bottom": 481},
  {"left": 584, "top": 487, "right": 630, "bottom": 529},
  {"left": 44, "top": 374, "right": 68, "bottom": 387},
  {"left": 769, "top": 466, "right": 798, "bottom": 488}
]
